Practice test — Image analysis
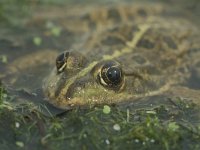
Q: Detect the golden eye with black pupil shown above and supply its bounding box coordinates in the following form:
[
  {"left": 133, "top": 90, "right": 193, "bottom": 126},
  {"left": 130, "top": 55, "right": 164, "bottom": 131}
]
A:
[
  {"left": 56, "top": 52, "right": 69, "bottom": 73},
  {"left": 98, "top": 61, "right": 124, "bottom": 90}
]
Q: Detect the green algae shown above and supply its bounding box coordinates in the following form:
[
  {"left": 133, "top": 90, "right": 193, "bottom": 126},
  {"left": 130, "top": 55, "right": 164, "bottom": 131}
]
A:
[{"left": 0, "top": 87, "right": 200, "bottom": 150}]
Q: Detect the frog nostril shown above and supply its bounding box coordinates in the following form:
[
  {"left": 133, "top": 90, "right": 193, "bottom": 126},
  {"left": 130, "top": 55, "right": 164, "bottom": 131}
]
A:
[{"left": 56, "top": 52, "right": 69, "bottom": 73}]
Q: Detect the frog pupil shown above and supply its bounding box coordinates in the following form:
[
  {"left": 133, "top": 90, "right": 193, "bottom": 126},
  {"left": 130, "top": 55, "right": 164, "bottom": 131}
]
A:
[
  {"left": 56, "top": 52, "right": 69, "bottom": 73},
  {"left": 106, "top": 67, "right": 121, "bottom": 84},
  {"left": 56, "top": 53, "right": 64, "bottom": 63}
]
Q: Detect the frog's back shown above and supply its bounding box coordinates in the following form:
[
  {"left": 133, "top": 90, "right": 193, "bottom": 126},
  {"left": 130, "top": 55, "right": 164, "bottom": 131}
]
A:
[{"left": 78, "top": 3, "right": 200, "bottom": 95}]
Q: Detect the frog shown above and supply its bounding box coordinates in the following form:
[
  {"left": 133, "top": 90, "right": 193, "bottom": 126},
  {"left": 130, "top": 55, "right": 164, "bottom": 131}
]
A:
[{"left": 1, "top": 2, "right": 200, "bottom": 111}]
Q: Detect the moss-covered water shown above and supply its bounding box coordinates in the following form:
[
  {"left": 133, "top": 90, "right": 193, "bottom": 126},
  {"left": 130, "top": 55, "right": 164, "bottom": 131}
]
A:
[{"left": 0, "top": 85, "right": 200, "bottom": 150}]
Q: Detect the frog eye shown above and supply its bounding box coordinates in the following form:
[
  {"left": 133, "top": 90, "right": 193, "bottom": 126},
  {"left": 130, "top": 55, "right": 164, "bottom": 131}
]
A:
[
  {"left": 56, "top": 52, "right": 69, "bottom": 73},
  {"left": 98, "top": 62, "right": 124, "bottom": 90}
]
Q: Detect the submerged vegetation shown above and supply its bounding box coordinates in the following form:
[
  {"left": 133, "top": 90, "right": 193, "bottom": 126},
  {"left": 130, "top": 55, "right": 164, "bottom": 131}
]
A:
[
  {"left": 0, "top": 0, "right": 69, "bottom": 26},
  {"left": 0, "top": 84, "right": 200, "bottom": 150},
  {"left": 0, "top": 0, "right": 31, "bottom": 26}
]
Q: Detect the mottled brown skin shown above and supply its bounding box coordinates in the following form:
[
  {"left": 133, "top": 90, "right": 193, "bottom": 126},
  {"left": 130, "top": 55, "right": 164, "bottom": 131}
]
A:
[
  {"left": 42, "top": 4, "right": 200, "bottom": 109},
  {"left": 2, "top": 3, "right": 200, "bottom": 110}
]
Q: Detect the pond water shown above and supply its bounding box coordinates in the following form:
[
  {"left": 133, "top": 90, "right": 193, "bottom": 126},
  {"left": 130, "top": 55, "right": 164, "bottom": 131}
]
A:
[{"left": 0, "top": 1, "right": 200, "bottom": 149}]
